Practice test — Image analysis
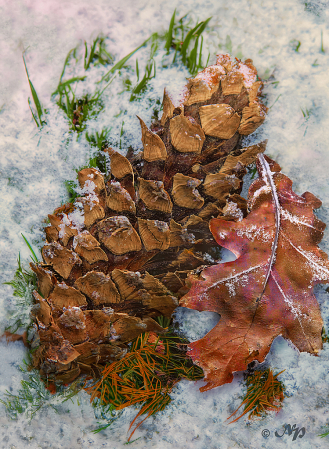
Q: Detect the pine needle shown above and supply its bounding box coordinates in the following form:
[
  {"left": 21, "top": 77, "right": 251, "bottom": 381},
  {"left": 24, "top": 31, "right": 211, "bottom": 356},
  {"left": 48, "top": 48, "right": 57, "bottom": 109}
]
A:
[
  {"left": 86, "top": 330, "right": 203, "bottom": 440},
  {"left": 227, "top": 368, "right": 285, "bottom": 424}
]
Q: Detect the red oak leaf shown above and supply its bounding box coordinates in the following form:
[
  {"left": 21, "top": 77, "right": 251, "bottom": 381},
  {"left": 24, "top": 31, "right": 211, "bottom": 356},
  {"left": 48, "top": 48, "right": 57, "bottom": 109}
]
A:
[{"left": 180, "top": 154, "right": 329, "bottom": 391}]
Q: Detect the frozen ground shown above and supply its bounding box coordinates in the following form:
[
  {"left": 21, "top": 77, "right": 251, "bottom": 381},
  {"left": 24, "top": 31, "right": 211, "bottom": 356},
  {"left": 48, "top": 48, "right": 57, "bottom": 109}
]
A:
[{"left": 1, "top": 0, "right": 329, "bottom": 447}]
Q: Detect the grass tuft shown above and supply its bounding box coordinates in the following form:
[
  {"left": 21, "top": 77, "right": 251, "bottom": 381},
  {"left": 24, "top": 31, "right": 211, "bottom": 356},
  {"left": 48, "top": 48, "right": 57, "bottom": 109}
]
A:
[
  {"left": 175, "top": 17, "right": 212, "bottom": 76},
  {"left": 51, "top": 35, "right": 116, "bottom": 134},
  {"left": 299, "top": 105, "right": 313, "bottom": 136},
  {"left": 0, "top": 361, "right": 85, "bottom": 420},
  {"left": 48, "top": 14, "right": 214, "bottom": 148},
  {"left": 54, "top": 88, "right": 104, "bottom": 134},
  {"left": 130, "top": 34, "right": 158, "bottom": 101},
  {"left": 227, "top": 368, "right": 285, "bottom": 423},
  {"left": 84, "top": 35, "right": 114, "bottom": 70},
  {"left": 3, "top": 235, "right": 39, "bottom": 333},
  {"left": 301, "top": 107, "right": 312, "bottom": 119},
  {"left": 85, "top": 127, "right": 111, "bottom": 154},
  {"left": 2, "top": 235, "right": 83, "bottom": 418},
  {"left": 64, "top": 180, "right": 79, "bottom": 203},
  {"left": 64, "top": 142, "right": 109, "bottom": 202}
]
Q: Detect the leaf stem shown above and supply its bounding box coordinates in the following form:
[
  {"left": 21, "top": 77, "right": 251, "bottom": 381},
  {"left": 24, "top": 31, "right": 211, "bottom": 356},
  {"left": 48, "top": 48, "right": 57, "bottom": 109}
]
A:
[{"left": 256, "top": 154, "right": 280, "bottom": 302}]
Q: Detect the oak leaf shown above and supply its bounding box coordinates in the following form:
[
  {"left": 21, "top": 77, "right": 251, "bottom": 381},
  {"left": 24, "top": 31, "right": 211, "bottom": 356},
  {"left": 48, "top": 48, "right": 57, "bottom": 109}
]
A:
[{"left": 180, "top": 154, "right": 329, "bottom": 391}]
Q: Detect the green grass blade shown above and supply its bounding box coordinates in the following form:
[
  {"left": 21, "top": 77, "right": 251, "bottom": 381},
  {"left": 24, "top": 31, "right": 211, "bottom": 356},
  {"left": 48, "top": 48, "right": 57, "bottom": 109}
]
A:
[
  {"left": 28, "top": 98, "right": 40, "bottom": 128},
  {"left": 180, "top": 18, "right": 211, "bottom": 66},
  {"left": 188, "top": 37, "right": 199, "bottom": 73},
  {"left": 136, "top": 59, "right": 139, "bottom": 81},
  {"left": 96, "top": 74, "right": 116, "bottom": 98},
  {"left": 85, "top": 37, "right": 99, "bottom": 70},
  {"left": 206, "top": 52, "right": 210, "bottom": 67},
  {"left": 21, "top": 234, "right": 38, "bottom": 263},
  {"left": 58, "top": 48, "right": 75, "bottom": 84},
  {"left": 98, "top": 36, "right": 152, "bottom": 84},
  {"left": 92, "top": 422, "right": 114, "bottom": 433},
  {"left": 52, "top": 76, "right": 87, "bottom": 96},
  {"left": 225, "top": 35, "right": 233, "bottom": 54},
  {"left": 321, "top": 30, "right": 325, "bottom": 53},
  {"left": 320, "top": 430, "right": 329, "bottom": 438},
  {"left": 192, "top": 17, "right": 212, "bottom": 40},
  {"left": 181, "top": 23, "right": 202, "bottom": 64},
  {"left": 99, "top": 45, "right": 114, "bottom": 65},
  {"left": 198, "top": 35, "right": 204, "bottom": 68},
  {"left": 31, "top": 85, "right": 43, "bottom": 123},
  {"left": 23, "top": 54, "right": 45, "bottom": 126},
  {"left": 63, "top": 85, "right": 75, "bottom": 120},
  {"left": 84, "top": 41, "right": 88, "bottom": 69},
  {"left": 165, "top": 9, "right": 176, "bottom": 53},
  {"left": 124, "top": 437, "right": 142, "bottom": 445}
]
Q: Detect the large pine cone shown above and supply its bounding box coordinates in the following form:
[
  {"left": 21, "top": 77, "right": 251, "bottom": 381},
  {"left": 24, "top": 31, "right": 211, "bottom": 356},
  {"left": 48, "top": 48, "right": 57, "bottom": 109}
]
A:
[{"left": 29, "top": 54, "right": 267, "bottom": 384}]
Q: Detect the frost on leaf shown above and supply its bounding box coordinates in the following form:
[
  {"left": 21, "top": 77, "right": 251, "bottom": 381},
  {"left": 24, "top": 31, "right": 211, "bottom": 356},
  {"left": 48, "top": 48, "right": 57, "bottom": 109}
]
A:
[{"left": 180, "top": 154, "right": 329, "bottom": 391}]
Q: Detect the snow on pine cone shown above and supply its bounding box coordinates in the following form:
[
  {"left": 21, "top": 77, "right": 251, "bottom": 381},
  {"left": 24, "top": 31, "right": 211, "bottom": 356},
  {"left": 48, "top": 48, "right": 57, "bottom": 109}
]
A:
[{"left": 29, "top": 54, "right": 267, "bottom": 385}]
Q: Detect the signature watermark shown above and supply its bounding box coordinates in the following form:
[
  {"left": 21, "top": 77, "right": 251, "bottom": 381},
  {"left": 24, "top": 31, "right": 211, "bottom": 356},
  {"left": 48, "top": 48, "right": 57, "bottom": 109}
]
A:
[
  {"left": 262, "top": 424, "right": 306, "bottom": 441},
  {"left": 262, "top": 429, "right": 270, "bottom": 438}
]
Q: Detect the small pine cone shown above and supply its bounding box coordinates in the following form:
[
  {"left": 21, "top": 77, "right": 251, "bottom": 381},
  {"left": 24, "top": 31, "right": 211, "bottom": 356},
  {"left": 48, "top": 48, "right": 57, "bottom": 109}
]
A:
[{"left": 30, "top": 54, "right": 267, "bottom": 384}]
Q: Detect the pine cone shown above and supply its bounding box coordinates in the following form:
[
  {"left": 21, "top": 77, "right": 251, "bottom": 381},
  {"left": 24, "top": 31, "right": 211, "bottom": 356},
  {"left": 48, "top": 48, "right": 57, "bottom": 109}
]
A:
[{"left": 30, "top": 54, "right": 267, "bottom": 384}]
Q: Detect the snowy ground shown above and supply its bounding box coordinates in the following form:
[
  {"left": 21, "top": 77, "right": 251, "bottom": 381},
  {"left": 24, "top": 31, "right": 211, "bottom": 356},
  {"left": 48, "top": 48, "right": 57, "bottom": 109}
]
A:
[{"left": 1, "top": 0, "right": 329, "bottom": 448}]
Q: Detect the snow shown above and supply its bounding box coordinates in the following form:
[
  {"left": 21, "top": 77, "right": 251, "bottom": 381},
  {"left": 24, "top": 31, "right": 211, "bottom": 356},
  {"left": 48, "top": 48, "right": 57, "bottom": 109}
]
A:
[
  {"left": 224, "top": 201, "right": 243, "bottom": 221},
  {"left": 68, "top": 207, "right": 85, "bottom": 231},
  {"left": 271, "top": 271, "right": 310, "bottom": 322},
  {"left": 1, "top": 0, "right": 329, "bottom": 448},
  {"left": 237, "top": 62, "right": 257, "bottom": 88},
  {"left": 280, "top": 207, "right": 315, "bottom": 230},
  {"left": 236, "top": 225, "right": 273, "bottom": 243}
]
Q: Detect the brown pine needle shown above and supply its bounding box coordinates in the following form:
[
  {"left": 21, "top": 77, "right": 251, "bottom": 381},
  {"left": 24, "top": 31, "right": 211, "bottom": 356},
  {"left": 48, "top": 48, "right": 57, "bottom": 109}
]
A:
[
  {"left": 227, "top": 368, "right": 285, "bottom": 424},
  {"left": 85, "top": 331, "right": 204, "bottom": 440}
]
